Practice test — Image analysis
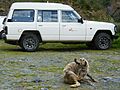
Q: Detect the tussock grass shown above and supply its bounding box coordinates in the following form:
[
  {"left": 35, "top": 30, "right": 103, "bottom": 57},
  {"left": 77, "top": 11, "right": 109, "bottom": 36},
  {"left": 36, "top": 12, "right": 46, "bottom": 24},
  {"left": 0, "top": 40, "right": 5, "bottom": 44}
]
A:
[{"left": 112, "top": 33, "right": 120, "bottom": 48}]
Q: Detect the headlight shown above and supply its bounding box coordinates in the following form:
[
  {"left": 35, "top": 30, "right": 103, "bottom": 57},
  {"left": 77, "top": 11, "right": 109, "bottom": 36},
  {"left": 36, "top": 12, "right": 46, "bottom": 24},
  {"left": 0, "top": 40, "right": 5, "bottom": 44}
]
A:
[{"left": 114, "top": 26, "right": 117, "bottom": 33}]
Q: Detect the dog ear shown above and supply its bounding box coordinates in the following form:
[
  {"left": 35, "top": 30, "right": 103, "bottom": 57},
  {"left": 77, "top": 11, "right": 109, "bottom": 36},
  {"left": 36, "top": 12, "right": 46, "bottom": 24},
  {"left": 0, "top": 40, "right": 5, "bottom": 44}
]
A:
[
  {"left": 84, "top": 60, "right": 88, "bottom": 67},
  {"left": 84, "top": 61, "right": 87, "bottom": 66},
  {"left": 74, "top": 58, "right": 80, "bottom": 65}
]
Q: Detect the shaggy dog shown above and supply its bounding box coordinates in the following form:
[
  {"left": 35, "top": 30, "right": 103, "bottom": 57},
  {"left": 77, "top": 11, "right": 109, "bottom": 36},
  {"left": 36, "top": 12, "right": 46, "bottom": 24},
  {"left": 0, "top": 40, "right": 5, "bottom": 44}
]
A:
[{"left": 63, "top": 58, "right": 97, "bottom": 88}]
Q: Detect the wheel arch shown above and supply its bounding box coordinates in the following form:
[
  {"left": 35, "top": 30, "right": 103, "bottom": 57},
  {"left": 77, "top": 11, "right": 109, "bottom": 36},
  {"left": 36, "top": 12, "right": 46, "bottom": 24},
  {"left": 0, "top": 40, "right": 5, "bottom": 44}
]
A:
[
  {"left": 19, "top": 30, "right": 42, "bottom": 43},
  {"left": 92, "top": 30, "right": 112, "bottom": 41}
]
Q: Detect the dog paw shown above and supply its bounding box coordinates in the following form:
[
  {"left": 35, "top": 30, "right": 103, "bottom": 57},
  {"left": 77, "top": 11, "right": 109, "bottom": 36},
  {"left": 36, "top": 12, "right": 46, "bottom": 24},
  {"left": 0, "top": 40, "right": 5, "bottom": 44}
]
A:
[{"left": 70, "top": 82, "right": 80, "bottom": 88}]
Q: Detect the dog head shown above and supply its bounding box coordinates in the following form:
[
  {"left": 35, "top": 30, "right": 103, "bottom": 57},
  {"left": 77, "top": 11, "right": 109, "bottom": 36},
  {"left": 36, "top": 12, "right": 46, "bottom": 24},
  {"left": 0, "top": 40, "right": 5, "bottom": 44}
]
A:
[{"left": 74, "top": 58, "right": 89, "bottom": 67}]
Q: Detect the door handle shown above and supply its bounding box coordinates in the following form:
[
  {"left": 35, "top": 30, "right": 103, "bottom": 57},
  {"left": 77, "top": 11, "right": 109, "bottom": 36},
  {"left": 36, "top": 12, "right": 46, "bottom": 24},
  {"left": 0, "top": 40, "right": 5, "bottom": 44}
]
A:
[
  {"left": 39, "top": 25, "right": 43, "bottom": 26},
  {"left": 62, "top": 25, "right": 66, "bottom": 27}
]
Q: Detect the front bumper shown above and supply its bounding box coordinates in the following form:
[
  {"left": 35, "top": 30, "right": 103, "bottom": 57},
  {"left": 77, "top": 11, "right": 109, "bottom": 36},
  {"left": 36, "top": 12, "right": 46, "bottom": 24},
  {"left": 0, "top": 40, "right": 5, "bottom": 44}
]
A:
[
  {"left": 112, "top": 35, "right": 119, "bottom": 39},
  {"left": 2, "top": 33, "right": 19, "bottom": 45}
]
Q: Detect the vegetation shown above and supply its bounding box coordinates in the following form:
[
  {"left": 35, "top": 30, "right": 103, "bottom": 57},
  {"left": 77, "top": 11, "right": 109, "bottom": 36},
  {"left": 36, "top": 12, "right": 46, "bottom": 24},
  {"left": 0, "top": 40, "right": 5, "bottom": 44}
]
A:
[
  {"left": 0, "top": 1, "right": 120, "bottom": 89},
  {"left": 0, "top": 0, "right": 120, "bottom": 48},
  {"left": 0, "top": 40, "right": 120, "bottom": 89},
  {"left": 0, "top": 0, "right": 120, "bottom": 22},
  {"left": 113, "top": 32, "right": 120, "bottom": 48}
]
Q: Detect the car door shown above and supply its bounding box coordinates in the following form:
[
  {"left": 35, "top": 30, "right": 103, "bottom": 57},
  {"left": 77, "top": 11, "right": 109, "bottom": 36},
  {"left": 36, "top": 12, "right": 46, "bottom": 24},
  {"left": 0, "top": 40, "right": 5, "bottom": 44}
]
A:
[
  {"left": 60, "top": 10, "right": 86, "bottom": 41},
  {"left": 37, "top": 10, "right": 59, "bottom": 41}
]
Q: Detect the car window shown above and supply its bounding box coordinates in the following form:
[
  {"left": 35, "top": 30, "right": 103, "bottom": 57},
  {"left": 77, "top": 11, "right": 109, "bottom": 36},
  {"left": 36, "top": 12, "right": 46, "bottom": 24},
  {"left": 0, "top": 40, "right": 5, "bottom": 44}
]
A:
[
  {"left": 37, "top": 10, "right": 58, "bottom": 22},
  {"left": 62, "top": 11, "right": 78, "bottom": 22},
  {"left": 12, "top": 9, "right": 34, "bottom": 22}
]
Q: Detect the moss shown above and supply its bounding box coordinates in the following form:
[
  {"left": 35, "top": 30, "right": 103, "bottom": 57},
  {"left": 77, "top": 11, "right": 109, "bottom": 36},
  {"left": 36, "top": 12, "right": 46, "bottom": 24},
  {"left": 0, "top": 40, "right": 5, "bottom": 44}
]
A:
[
  {"left": 109, "top": 59, "right": 120, "bottom": 64},
  {"left": 38, "top": 66, "right": 63, "bottom": 73}
]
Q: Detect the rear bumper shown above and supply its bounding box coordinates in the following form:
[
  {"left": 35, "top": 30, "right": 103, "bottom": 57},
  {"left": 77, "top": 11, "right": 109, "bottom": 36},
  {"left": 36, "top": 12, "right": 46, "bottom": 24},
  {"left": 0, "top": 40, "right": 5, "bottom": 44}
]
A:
[{"left": 2, "top": 33, "right": 18, "bottom": 45}]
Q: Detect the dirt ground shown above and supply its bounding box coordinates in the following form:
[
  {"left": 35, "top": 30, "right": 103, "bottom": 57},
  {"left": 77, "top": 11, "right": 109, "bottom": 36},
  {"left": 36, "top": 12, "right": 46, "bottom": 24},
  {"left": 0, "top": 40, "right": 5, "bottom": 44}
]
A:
[{"left": 0, "top": 40, "right": 120, "bottom": 90}]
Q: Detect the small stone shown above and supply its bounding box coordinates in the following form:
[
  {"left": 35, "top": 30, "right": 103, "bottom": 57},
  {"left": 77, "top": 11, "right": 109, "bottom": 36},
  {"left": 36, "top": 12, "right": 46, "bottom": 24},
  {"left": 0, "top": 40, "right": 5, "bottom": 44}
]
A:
[
  {"left": 32, "top": 77, "right": 44, "bottom": 83},
  {"left": 111, "top": 78, "right": 120, "bottom": 83},
  {"left": 41, "top": 88, "right": 49, "bottom": 90},
  {"left": 102, "top": 77, "right": 120, "bottom": 83},
  {"left": 103, "top": 77, "right": 112, "bottom": 81}
]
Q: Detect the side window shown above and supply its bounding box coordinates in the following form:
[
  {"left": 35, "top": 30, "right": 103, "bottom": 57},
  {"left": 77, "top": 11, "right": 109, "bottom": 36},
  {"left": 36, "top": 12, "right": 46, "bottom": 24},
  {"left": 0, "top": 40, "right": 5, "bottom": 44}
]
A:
[
  {"left": 62, "top": 11, "right": 78, "bottom": 22},
  {"left": 37, "top": 10, "right": 58, "bottom": 22},
  {"left": 12, "top": 9, "right": 34, "bottom": 22}
]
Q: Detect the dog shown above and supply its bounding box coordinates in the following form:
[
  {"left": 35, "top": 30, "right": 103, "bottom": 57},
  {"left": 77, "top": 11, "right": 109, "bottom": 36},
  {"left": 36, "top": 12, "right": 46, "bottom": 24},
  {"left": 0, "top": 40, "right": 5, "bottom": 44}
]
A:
[{"left": 63, "top": 58, "right": 97, "bottom": 88}]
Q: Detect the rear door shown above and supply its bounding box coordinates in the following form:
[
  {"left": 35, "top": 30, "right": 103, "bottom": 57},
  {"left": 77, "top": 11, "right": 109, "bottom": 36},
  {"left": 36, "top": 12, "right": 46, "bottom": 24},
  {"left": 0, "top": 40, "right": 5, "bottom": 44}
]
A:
[{"left": 6, "top": 9, "right": 36, "bottom": 40}]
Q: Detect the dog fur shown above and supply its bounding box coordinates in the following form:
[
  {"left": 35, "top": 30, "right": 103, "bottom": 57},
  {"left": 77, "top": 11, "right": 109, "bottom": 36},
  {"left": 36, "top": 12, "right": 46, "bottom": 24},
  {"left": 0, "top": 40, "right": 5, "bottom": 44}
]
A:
[{"left": 63, "top": 58, "right": 97, "bottom": 88}]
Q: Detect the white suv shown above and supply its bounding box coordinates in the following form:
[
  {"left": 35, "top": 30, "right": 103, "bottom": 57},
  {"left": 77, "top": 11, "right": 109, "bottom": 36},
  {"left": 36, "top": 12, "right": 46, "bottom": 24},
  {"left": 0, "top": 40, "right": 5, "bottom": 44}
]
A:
[{"left": 3, "top": 2, "right": 118, "bottom": 51}]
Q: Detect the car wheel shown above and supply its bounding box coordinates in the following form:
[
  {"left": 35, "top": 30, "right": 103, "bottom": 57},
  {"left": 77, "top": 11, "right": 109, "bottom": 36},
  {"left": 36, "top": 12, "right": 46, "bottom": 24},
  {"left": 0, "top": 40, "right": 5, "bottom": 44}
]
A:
[
  {"left": 20, "top": 33, "right": 39, "bottom": 52},
  {"left": 94, "top": 33, "right": 112, "bottom": 50},
  {"left": 0, "top": 30, "right": 3, "bottom": 39}
]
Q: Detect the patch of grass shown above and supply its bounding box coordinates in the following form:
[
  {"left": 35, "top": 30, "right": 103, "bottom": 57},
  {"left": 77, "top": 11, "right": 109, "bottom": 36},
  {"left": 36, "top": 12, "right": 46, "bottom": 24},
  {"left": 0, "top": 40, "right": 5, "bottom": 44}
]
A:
[
  {"left": 40, "top": 43, "right": 87, "bottom": 51},
  {"left": 113, "top": 35, "right": 120, "bottom": 48},
  {"left": 113, "top": 23, "right": 120, "bottom": 49},
  {"left": 0, "top": 39, "right": 120, "bottom": 89},
  {"left": 109, "top": 59, "right": 120, "bottom": 64},
  {"left": 39, "top": 66, "right": 63, "bottom": 73},
  {"left": 107, "top": 66, "right": 119, "bottom": 71}
]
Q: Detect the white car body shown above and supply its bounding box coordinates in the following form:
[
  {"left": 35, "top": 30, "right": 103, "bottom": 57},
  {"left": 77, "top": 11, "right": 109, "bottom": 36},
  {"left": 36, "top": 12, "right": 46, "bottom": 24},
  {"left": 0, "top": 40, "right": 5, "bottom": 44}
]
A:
[{"left": 3, "top": 2, "right": 118, "bottom": 51}]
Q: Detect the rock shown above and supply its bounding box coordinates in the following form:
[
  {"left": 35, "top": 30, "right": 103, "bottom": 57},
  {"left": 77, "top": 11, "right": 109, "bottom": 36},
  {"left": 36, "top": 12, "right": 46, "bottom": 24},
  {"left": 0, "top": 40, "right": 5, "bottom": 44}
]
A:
[
  {"left": 102, "top": 77, "right": 120, "bottom": 83},
  {"left": 103, "top": 77, "right": 113, "bottom": 81},
  {"left": 32, "top": 77, "right": 44, "bottom": 83},
  {"left": 111, "top": 78, "right": 120, "bottom": 83}
]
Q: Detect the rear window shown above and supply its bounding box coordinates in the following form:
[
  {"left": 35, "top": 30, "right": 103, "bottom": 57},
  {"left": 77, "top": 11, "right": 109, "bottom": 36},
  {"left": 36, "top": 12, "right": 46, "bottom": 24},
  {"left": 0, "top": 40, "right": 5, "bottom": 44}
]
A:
[{"left": 12, "top": 9, "right": 34, "bottom": 22}]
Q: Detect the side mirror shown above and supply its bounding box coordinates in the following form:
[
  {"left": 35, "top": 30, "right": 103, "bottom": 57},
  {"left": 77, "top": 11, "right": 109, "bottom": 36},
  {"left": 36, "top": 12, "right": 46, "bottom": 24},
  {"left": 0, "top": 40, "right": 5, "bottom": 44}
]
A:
[
  {"left": 78, "top": 18, "right": 83, "bottom": 24},
  {"left": 7, "top": 19, "right": 12, "bottom": 22}
]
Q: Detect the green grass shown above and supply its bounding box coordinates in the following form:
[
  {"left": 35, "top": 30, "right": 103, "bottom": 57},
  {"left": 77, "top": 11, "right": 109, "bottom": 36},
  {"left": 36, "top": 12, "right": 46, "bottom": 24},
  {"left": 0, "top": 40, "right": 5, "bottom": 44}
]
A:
[
  {"left": 112, "top": 33, "right": 120, "bottom": 48},
  {"left": 0, "top": 39, "right": 120, "bottom": 89},
  {"left": 38, "top": 66, "right": 63, "bottom": 73}
]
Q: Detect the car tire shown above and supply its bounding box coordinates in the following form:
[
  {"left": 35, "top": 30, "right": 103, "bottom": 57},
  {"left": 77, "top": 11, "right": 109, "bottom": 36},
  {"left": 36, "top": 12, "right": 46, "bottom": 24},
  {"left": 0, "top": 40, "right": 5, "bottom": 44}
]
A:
[
  {"left": 93, "top": 33, "right": 112, "bottom": 50},
  {"left": 20, "top": 33, "right": 39, "bottom": 52},
  {"left": 0, "top": 30, "right": 3, "bottom": 39},
  {"left": 0, "top": 33, "right": 2, "bottom": 39}
]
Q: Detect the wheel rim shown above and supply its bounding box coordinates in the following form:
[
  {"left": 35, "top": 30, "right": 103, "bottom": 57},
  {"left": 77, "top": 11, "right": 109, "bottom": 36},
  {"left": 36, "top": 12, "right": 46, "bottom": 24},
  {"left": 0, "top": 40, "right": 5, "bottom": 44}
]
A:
[
  {"left": 98, "top": 36, "right": 110, "bottom": 49},
  {"left": 23, "top": 37, "right": 36, "bottom": 50}
]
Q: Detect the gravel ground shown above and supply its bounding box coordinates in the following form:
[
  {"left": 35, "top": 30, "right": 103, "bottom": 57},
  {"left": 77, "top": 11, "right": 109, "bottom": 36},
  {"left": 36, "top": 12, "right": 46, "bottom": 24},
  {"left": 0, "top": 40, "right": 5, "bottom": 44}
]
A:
[{"left": 0, "top": 40, "right": 120, "bottom": 90}]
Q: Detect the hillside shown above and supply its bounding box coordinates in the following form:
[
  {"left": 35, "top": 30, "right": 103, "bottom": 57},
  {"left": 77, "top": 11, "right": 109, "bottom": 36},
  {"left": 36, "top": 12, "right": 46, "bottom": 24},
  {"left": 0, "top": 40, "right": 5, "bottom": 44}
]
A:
[{"left": 0, "top": 0, "right": 120, "bottom": 22}]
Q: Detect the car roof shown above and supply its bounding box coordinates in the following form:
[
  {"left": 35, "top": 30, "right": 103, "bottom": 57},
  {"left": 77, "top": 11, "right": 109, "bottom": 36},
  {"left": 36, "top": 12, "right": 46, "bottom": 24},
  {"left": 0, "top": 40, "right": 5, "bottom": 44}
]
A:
[{"left": 10, "top": 2, "right": 74, "bottom": 10}]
